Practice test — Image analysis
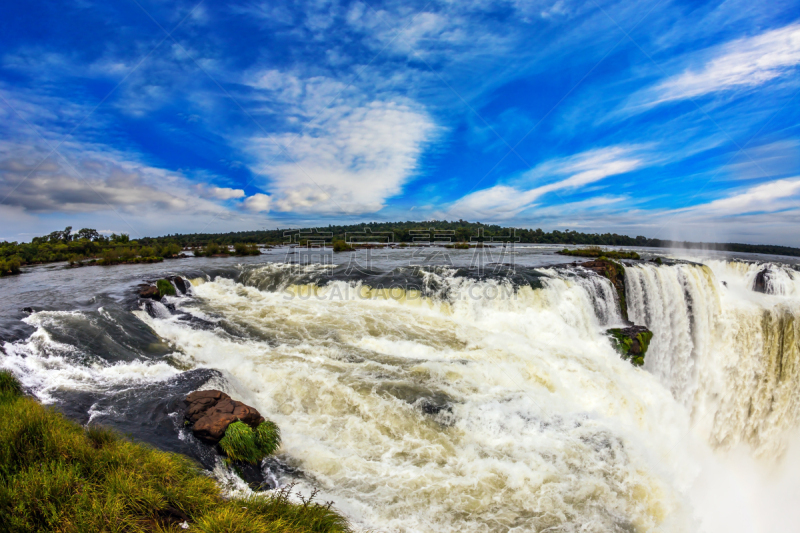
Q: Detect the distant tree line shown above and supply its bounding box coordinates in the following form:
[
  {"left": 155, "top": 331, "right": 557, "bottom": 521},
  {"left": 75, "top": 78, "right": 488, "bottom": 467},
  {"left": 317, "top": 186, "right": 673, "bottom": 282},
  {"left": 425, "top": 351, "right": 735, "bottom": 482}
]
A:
[
  {"left": 142, "top": 220, "right": 800, "bottom": 258},
  {"left": 2, "top": 221, "right": 798, "bottom": 276},
  {"left": 0, "top": 226, "right": 185, "bottom": 272}
]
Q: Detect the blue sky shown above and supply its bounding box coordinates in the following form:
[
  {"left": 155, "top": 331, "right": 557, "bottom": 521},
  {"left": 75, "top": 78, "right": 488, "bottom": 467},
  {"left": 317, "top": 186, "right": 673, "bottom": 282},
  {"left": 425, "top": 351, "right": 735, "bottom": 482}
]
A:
[{"left": 1, "top": 0, "right": 799, "bottom": 245}]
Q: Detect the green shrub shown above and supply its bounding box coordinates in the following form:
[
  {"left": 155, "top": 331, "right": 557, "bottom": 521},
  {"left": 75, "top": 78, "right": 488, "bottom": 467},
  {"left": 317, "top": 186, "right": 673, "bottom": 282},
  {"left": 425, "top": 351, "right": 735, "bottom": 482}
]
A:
[
  {"left": 0, "top": 258, "right": 22, "bottom": 276},
  {"left": 0, "top": 370, "right": 350, "bottom": 533},
  {"left": 156, "top": 279, "right": 176, "bottom": 297},
  {"left": 332, "top": 240, "right": 352, "bottom": 253},
  {"left": 557, "top": 247, "right": 640, "bottom": 260},
  {"left": 219, "top": 421, "right": 282, "bottom": 464},
  {"left": 234, "top": 243, "right": 260, "bottom": 256},
  {"left": 99, "top": 248, "right": 119, "bottom": 265},
  {"left": 157, "top": 243, "right": 182, "bottom": 258}
]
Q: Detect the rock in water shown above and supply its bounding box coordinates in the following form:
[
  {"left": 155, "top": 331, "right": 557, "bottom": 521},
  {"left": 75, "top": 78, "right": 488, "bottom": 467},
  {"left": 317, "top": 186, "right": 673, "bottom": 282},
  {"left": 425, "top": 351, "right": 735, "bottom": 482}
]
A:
[
  {"left": 184, "top": 390, "right": 265, "bottom": 444},
  {"left": 169, "top": 275, "right": 190, "bottom": 294},
  {"left": 752, "top": 266, "right": 771, "bottom": 294},
  {"left": 607, "top": 326, "right": 653, "bottom": 366},
  {"left": 580, "top": 259, "right": 628, "bottom": 321},
  {"left": 138, "top": 284, "right": 160, "bottom": 300},
  {"left": 184, "top": 390, "right": 231, "bottom": 423}
]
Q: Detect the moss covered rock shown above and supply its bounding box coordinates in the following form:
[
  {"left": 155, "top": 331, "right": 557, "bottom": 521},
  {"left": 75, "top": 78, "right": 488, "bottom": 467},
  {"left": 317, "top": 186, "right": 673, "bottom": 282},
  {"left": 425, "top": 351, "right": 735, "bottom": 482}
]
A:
[{"left": 607, "top": 325, "right": 653, "bottom": 366}]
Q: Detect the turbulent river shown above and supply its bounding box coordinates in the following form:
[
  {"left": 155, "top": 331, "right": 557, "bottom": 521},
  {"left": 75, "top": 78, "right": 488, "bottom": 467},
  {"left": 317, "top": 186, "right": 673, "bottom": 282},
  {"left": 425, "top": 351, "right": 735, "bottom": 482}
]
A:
[{"left": 1, "top": 245, "right": 799, "bottom": 532}]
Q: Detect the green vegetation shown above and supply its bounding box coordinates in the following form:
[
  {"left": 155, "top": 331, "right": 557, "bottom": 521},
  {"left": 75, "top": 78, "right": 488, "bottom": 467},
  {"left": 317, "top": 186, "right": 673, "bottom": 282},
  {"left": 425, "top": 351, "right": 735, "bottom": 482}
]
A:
[
  {"left": 218, "top": 421, "right": 281, "bottom": 465},
  {"left": 444, "top": 242, "right": 470, "bottom": 249},
  {"left": 0, "top": 370, "right": 350, "bottom": 533},
  {"left": 156, "top": 279, "right": 176, "bottom": 298},
  {"left": 194, "top": 242, "right": 259, "bottom": 257},
  {"left": 123, "top": 220, "right": 800, "bottom": 257},
  {"left": 331, "top": 240, "right": 353, "bottom": 253},
  {"left": 558, "top": 246, "right": 640, "bottom": 260},
  {"left": 0, "top": 258, "right": 22, "bottom": 277},
  {"left": 234, "top": 243, "right": 261, "bottom": 256},
  {"left": 0, "top": 227, "right": 184, "bottom": 272},
  {"left": 608, "top": 328, "right": 653, "bottom": 367},
  {"left": 0, "top": 371, "right": 23, "bottom": 395},
  {"left": 3, "top": 221, "right": 799, "bottom": 277}
]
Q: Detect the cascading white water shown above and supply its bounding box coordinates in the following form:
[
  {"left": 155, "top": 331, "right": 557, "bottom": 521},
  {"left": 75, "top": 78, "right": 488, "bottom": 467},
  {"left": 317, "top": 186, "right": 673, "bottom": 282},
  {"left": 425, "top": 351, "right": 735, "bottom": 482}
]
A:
[
  {"left": 625, "top": 261, "right": 800, "bottom": 458},
  {"left": 625, "top": 263, "right": 720, "bottom": 408},
  {"left": 5, "top": 257, "right": 800, "bottom": 532},
  {"left": 136, "top": 265, "right": 698, "bottom": 532}
]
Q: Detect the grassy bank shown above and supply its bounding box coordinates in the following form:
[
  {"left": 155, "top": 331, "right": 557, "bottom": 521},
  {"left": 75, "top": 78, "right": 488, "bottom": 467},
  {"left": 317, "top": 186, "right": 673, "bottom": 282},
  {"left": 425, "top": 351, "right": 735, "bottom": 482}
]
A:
[{"left": 0, "top": 371, "right": 351, "bottom": 533}]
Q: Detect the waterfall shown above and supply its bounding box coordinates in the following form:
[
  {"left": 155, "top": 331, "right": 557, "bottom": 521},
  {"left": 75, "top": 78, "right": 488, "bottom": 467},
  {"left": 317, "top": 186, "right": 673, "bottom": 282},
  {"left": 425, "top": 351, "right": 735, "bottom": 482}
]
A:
[{"left": 626, "top": 261, "right": 800, "bottom": 457}]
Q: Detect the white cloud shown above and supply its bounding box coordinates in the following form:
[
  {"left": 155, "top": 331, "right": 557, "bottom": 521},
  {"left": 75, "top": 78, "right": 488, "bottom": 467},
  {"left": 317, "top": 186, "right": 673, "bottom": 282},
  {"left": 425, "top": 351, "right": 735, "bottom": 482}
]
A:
[
  {"left": 206, "top": 186, "right": 245, "bottom": 200},
  {"left": 648, "top": 23, "right": 800, "bottom": 105},
  {"left": 246, "top": 95, "right": 436, "bottom": 214},
  {"left": 447, "top": 145, "right": 645, "bottom": 219},
  {"left": 243, "top": 193, "right": 272, "bottom": 212},
  {"left": 682, "top": 178, "right": 800, "bottom": 217},
  {"left": 0, "top": 88, "right": 269, "bottom": 239}
]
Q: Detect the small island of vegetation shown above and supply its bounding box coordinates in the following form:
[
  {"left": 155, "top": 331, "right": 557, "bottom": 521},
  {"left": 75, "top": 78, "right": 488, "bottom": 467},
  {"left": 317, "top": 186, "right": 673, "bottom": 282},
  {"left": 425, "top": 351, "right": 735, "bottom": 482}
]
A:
[{"left": 557, "top": 246, "right": 641, "bottom": 260}]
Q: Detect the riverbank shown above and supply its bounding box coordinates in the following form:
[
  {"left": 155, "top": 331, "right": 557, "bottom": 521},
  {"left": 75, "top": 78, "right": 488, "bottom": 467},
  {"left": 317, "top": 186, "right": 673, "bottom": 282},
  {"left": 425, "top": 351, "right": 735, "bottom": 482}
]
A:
[{"left": 0, "top": 370, "right": 351, "bottom": 533}]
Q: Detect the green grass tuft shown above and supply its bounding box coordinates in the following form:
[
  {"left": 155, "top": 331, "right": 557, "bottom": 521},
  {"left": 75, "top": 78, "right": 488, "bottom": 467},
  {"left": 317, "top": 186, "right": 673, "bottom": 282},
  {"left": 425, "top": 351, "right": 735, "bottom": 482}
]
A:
[
  {"left": 255, "top": 421, "right": 281, "bottom": 457},
  {"left": 0, "top": 371, "right": 22, "bottom": 396},
  {"left": 218, "top": 420, "right": 282, "bottom": 465},
  {"left": 156, "top": 279, "right": 176, "bottom": 297},
  {"left": 0, "top": 370, "right": 349, "bottom": 533}
]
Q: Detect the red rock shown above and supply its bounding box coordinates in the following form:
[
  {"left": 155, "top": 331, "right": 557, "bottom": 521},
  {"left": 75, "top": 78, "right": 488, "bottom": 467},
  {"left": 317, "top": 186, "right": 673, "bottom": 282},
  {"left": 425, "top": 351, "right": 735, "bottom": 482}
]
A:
[
  {"left": 184, "top": 390, "right": 264, "bottom": 444},
  {"left": 184, "top": 390, "right": 231, "bottom": 423}
]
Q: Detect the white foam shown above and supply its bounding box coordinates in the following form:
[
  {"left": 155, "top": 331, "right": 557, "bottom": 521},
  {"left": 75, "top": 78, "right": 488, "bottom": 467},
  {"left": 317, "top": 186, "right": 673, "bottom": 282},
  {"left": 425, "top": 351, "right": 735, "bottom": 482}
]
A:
[
  {"left": 140, "top": 272, "right": 698, "bottom": 532},
  {"left": 1, "top": 311, "right": 180, "bottom": 403}
]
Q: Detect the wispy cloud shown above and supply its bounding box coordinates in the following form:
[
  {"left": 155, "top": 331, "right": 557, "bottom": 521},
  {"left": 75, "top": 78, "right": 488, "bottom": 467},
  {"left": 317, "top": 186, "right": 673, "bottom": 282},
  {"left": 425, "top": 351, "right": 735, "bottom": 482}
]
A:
[
  {"left": 634, "top": 23, "right": 800, "bottom": 109},
  {"left": 0, "top": 88, "right": 271, "bottom": 238},
  {"left": 241, "top": 64, "right": 438, "bottom": 214},
  {"left": 678, "top": 177, "right": 800, "bottom": 218},
  {"left": 447, "top": 145, "right": 647, "bottom": 219}
]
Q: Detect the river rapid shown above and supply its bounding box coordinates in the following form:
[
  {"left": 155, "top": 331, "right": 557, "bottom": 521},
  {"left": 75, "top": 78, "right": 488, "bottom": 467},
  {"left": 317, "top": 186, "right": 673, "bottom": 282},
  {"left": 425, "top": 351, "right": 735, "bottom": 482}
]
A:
[{"left": 1, "top": 245, "right": 799, "bottom": 532}]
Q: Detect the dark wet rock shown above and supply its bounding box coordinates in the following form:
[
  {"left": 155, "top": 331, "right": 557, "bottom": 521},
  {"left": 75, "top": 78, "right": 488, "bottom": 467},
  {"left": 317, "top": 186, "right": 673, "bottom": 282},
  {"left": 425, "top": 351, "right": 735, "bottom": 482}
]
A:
[
  {"left": 21, "top": 307, "right": 34, "bottom": 314},
  {"left": 51, "top": 368, "right": 224, "bottom": 471},
  {"left": 184, "top": 390, "right": 265, "bottom": 444},
  {"left": 232, "top": 462, "right": 273, "bottom": 491},
  {"left": 144, "top": 300, "right": 170, "bottom": 319},
  {"left": 607, "top": 325, "right": 653, "bottom": 367},
  {"left": 753, "top": 266, "right": 772, "bottom": 294},
  {"left": 138, "top": 284, "right": 160, "bottom": 300},
  {"left": 418, "top": 398, "right": 452, "bottom": 415},
  {"left": 168, "top": 276, "right": 190, "bottom": 294},
  {"left": 580, "top": 259, "right": 628, "bottom": 321}
]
